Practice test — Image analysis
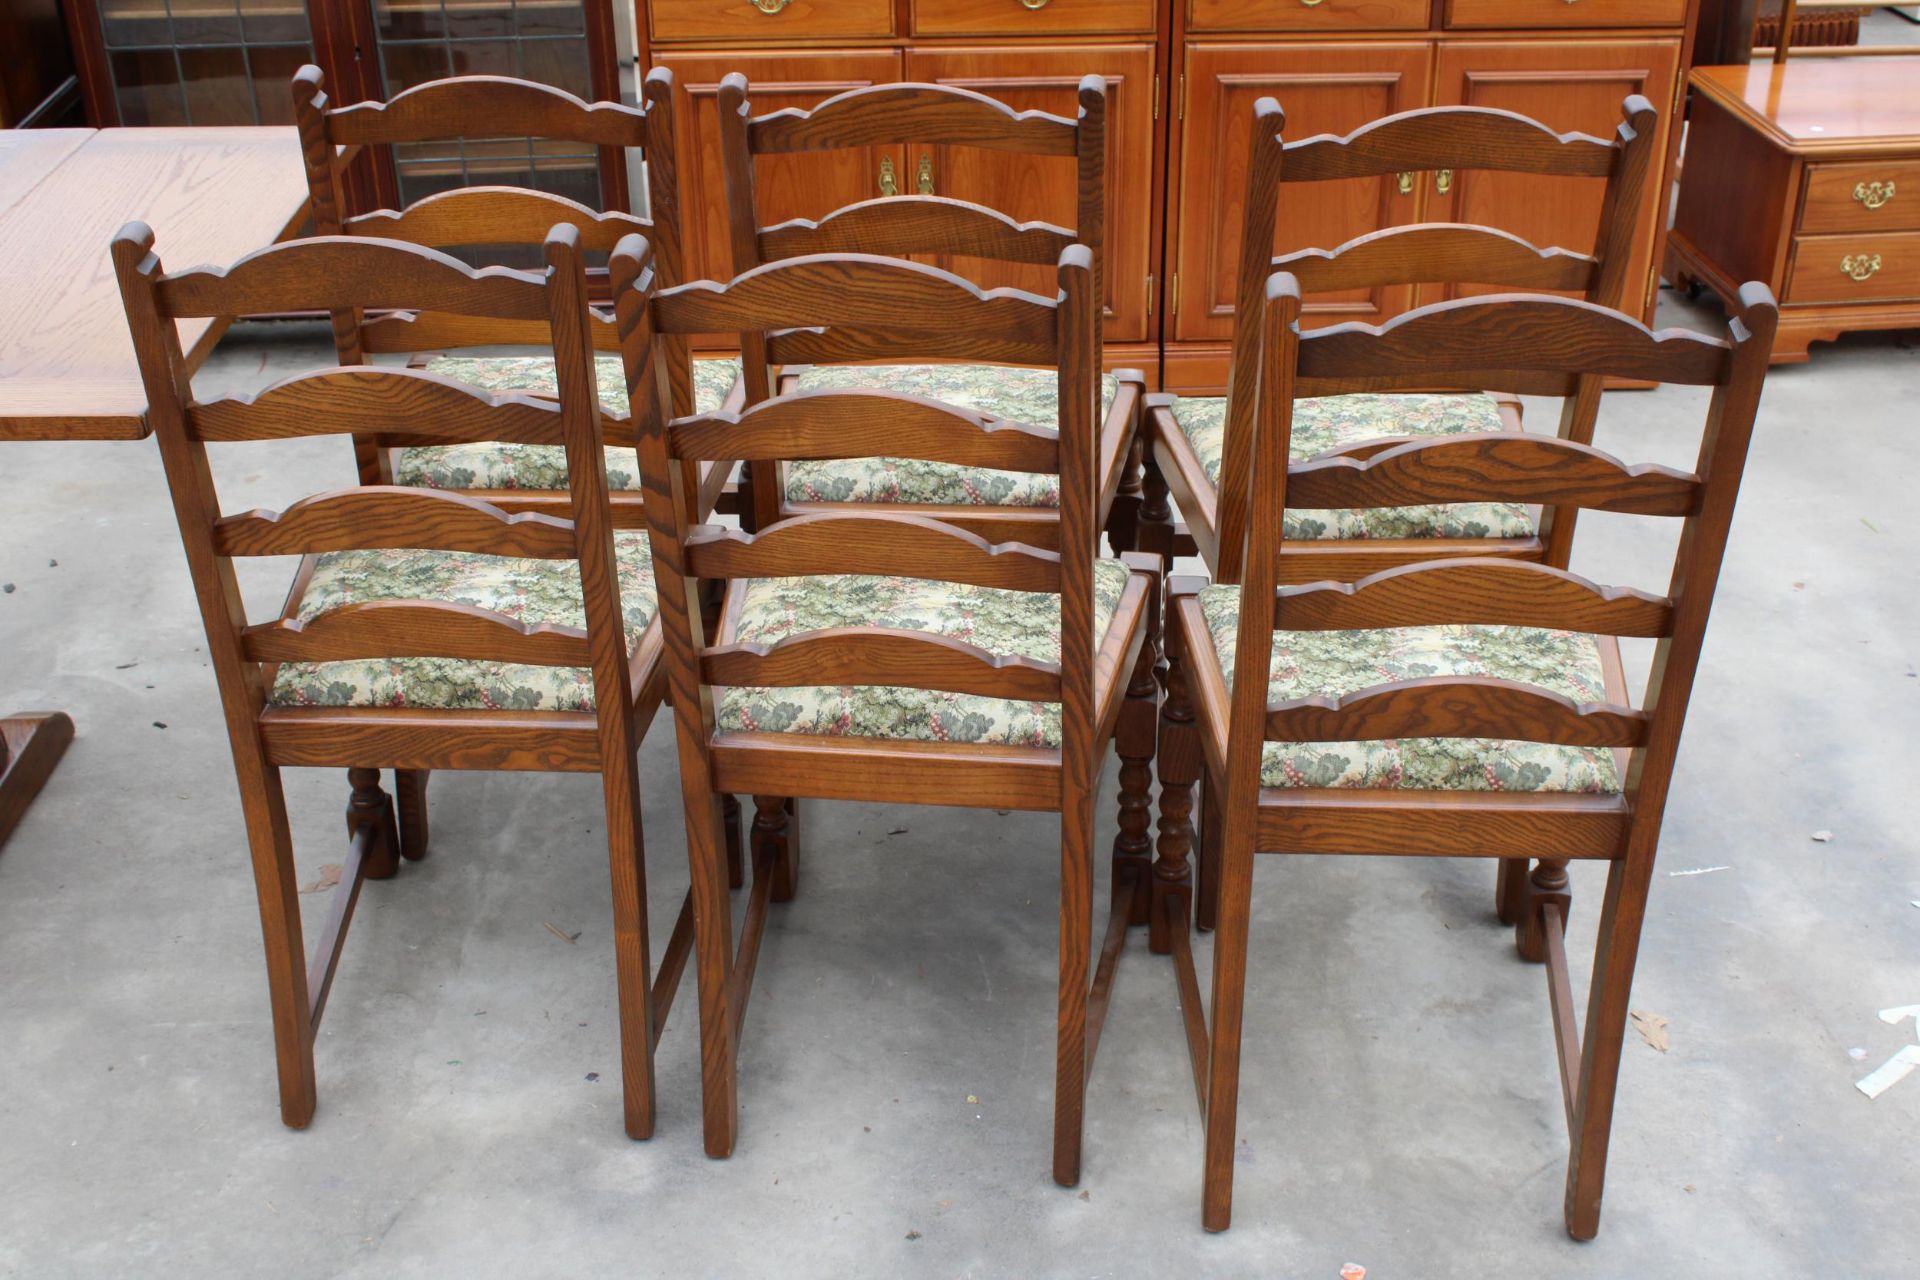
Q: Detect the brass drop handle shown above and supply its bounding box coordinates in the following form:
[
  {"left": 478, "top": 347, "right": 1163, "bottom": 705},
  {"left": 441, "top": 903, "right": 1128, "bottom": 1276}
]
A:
[
  {"left": 1019, "top": 0, "right": 1051, "bottom": 8},
  {"left": 1301, "top": 0, "right": 1327, "bottom": 6},
  {"left": 1434, "top": 168, "right": 1453, "bottom": 195},
  {"left": 1396, "top": 171, "right": 1414, "bottom": 195},
  {"left": 1840, "top": 253, "right": 1882, "bottom": 282},
  {"left": 917, "top": 153, "right": 934, "bottom": 195},
  {"left": 750, "top": 0, "right": 791, "bottom": 12},
  {"left": 1853, "top": 180, "right": 1896, "bottom": 210},
  {"left": 878, "top": 156, "right": 898, "bottom": 197}
]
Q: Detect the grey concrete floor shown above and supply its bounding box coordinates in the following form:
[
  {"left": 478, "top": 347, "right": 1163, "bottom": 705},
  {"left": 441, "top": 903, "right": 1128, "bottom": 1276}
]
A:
[{"left": 1, "top": 292, "right": 1916, "bottom": 1278}]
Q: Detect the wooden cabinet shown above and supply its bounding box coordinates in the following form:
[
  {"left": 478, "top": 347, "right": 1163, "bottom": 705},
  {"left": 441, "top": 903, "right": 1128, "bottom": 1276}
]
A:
[
  {"left": 1666, "top": 59, "right": 1920, "bottom": 363},
  {"left": 1, "top": 0, "right": 84, "bottom": 126},
  {"left": 903, "top": 44, "right": 1157, "bottom": 340},
  {"left": 655, "top": 48, "right": 904, "bottom": 283},
  {"left": 1172, "top": 42, "right": 1431, "bottom": 343},
  {"left": 1427, "top": 39, "right": 1681, "bottom": 313}
]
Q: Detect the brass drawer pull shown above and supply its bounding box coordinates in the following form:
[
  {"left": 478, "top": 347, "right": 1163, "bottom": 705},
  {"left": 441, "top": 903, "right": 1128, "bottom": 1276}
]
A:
[
  {"left": 1301, "top": 0, "right": 1327, "bottom": 6},
  {"left": 1396, "top": 171, "right": 1414, "bottom": 196},
  {"left": 750, "top": 0, "right": 791, "bottom": 12},
  {"left": 879, "top": 156, "right": 898, "bottom": 197},
  {"left": 917, "top": 154, "right": 934, "bottom": 195},
  {"left": 1840, "top": 253, "right": 1882, "bottom": 282},
  {"left": 1853, "top": 180, "right": 1896, "bottom": 211},
  {"left": 1019, "top": 0, "right": 1051, "bottom": 8},
  {"left": 1435, "top": 168, "right": 1453, "bottom": 195}
]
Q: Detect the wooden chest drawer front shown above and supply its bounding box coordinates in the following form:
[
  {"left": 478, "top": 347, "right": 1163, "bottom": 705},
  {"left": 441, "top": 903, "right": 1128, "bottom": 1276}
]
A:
[
  {"left": 914, "top": 0, "right": 1155, "bottom": 37},
  {"left": 1800, "top": 161, "right": 1920, "bottom": 235},
  {"left": 1445, "top": 0, "right": 1688, "bottom": 29},
  {"left": 1189, "top": 0, "right": 1428, "bottom": 34},
  {"left": 650, "top": 0, "right": 894, "bottom": 43},
  {"left": 1786, "top": 231, "right": 1920, "bottom": 304}
]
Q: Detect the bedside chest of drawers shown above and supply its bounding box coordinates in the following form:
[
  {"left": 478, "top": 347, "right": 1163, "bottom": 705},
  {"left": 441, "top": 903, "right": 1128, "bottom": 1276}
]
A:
[{"left": 1666, "top": 57, "right": 1920, "bottom": 363}]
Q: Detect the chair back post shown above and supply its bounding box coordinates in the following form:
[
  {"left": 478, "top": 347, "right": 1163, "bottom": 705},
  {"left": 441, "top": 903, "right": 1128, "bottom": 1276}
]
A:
[
  {"left": 1215, "top": 97, "right": 1287, "bottom": 585},
  {"left": 639, "top": 67, "right": 696, "bottom": 423},
  {"left": 1073, "top": 74, "right": 1109, "bottom": 384},
  {"left": 717, "top": 72, "right": 785, "bottom": 534},
  {"left": 1542, "top": 93, "right": 1662, "bottom": 567},
  {"left": 546, "top": 225, "right": 639, "bottom": 747},
  {"left": 1056, "top": 243, "right": 1101, "bottom": 785}
]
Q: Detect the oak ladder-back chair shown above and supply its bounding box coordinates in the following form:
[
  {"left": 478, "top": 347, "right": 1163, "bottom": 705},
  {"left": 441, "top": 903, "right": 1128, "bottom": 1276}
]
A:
[
  {"left": 1155, "top": 274, "right": 1777, "bottom": 1234},
  {"left": 716, "top": 75, "right": 1145, "bottom": 553},
  {"left": 112, "top": 224, "right": 693, "bottom": 1141},
  {"left": 294, "top": 65, "right": 760, "bottom": 870},
  {"left": 616, "top": 240, "right": 1160, "bottom": 1187},
  {"left": 1142, "top": 94, "right": 1661, "bottom": 584},
  {"left": 292, "top": 64, "right": 738, "bottom": 516}
]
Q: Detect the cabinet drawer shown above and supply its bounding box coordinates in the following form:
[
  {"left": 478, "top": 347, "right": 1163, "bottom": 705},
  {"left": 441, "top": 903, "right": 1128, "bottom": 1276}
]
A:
[
  {"left": 650, "top": 0, "right": 894, "bottom": 43},
  {"left": 914, "top": 0, "right": 1155, "bottom": 37},
  {"left": 1800, "top": 160, "right": 1920, "bottom": 235},
  {"left": 1785, "top": 232, "right": 1920, "bottom": 304},
  {"left": 1445, "top": 0, "right": 1687, "bottom": 29},
  {"left": 1189, "top": 0, "right": 1428, "bottom": 34}
]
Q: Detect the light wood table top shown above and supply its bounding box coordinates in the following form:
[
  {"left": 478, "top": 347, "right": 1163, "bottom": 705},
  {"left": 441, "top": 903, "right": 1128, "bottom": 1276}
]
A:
[
  {"left": 0, "top": 127, "right": 312, "bottom": 441},
  {"left": 1691, "top": 58, "right": 1920, "bottom": 150}
]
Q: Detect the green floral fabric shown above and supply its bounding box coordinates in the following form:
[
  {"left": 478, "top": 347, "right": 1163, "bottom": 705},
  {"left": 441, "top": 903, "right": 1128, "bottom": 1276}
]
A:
[
  {"left": 715, "top": 558, "right": 1132, "bottom": 748},
  {"left": 267, "top": 531, "right": 656, "bottom": 712},
  {"left": 1169, "top": 393, "right": 1536, "bottom": 540},
  {"left": 1198, "top": 585, "right": 1619, "bottom": 793},
  {"left": 394, "top": 355, "right": 739, "bottom": 491},
  {"left": 783, "top": 364, "right": 1120, "bottom": 508}
]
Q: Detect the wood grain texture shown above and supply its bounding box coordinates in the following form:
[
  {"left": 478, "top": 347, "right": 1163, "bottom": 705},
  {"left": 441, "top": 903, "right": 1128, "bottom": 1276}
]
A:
[
  {"left": 242, "top": 601, "right": 592, "bottom": 666},
  {"left": 1294, "top": 294, "right": 1730, "bottom": 391},
  {"left": 214, "top": 488, "right": 578, "bottom": 559},
  {"left": 749, "top": 82, "right": 1078, "bottom": 155},
  {"left": 159, "top": 237, "right": 552, "bottom": 322},
  {"left": 1263, "top": 677, "right": 1651, "bottom": 749},
  {"left": 685, "top": 515, "right": 1060, "bottom": 592},
  {"left": 1282, "top": 106, "right": 1618, "bottom": 182},
  {"left": 0, "top": 128, "right": 310, "bottom": 439},
  {"left": 758, "top": 195, "right": 1074, "bottom": 264},
  {"left": 323, "top": 75, "right": 652, "bottom": 148},
  {"left": 672, "top": 389, "right": 1058, "bottom": 469},
  {"left": 344, "top": 188, "right": 651, "bottom": 252},
  {"left": 704, "top": 629, "right": 1062, "bottom": 702},
  {"left": 1272, "top": 560, "right": 1674, "bottom": 637},
  {"left": 0, "top": 713, "right": 75, "bottom": 854},
  {"left": 1285, "top": 433, "right": 1700, "bottom": 517},
  {"left": 190, "top": 367, "right": 567, "bottom": 444},
  {"left": 1276, "top": 224, "right": 1597, "bottom": 294}
]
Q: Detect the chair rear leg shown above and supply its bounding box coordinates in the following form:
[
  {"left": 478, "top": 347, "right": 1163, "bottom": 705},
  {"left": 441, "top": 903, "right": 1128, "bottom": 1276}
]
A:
[
  {"left": 1564, "top": 856, "right": 1655, "bottom": 1240},
  {"left": 1053, "top": 779, "right": 1095, "bottom": 1187},
  {"left": 241, "top": 763, "right": 317, "bottom": 1128},
  {"left": 1152, "top": 623, "right": 1201, "bottom": 955},
  {"left": 687, "top": 791, "right": 740, "bottom": 1157},
  {"left": 722, "top": 795, "right": 744, "bottom": 889},
  {"left": 1201, "top": 813, "right": 1255, "bottom": 1233},
  {"left": 1112, "top": 616, "right": 1159, "bottom": 927},
  {"left": 394, "top": 768, "right": 430, "bottom": 861},
  {"left": 346, "top": 767, "right": 400, "bottom": 880},
  {"left": 600, "top": 756, "right": 658, "bottom": 1140},
  {"left": 1517, "top": 857, "right": 1570, "bottom": 963},
  {"left": 1198, "top": 772, "right": 1222, "bottom": 933},
  {"left": 754, "top": 794, "right": 800, "bottom": 903}
]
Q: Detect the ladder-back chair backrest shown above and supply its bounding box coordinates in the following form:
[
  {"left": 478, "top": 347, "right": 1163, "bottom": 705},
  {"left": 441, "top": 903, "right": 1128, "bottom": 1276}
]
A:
[
  {"left": 112, "top": 225, "right": 641, "bottom": 765},
  {"left": 291, "top": 65, "right": 692, "bottom": 415},
  {"left": 1224, "top": 275, "right": 1777, "bottom": 862},
  {"left": 1214, "top": 95, "right": 1660, "bottom": 580},
  {"left": 717, "top": 76, "right": 1107, "bottom": 531},
  {"left": 615, "top": 242, "right": 1102, "bottom": 776}
]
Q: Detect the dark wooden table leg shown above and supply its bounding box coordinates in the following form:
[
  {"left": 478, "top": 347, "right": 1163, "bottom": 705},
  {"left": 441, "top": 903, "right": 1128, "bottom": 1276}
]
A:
[{"left": 0, "top": 711, "right": 75, "bottom": 854}]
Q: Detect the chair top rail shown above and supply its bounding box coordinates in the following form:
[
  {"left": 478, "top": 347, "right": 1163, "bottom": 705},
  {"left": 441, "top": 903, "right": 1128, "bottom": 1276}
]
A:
[
  {"left": 355, "top": 307, "right": 626, "bottom": 356},
  {"left": 312, "top": 70, "right": 651, "bottom": 148},
  {"left": 1262, "top": 676, "right": 1651, "bottom": 749},
  {"left": 153, "top": 234, "right": 551, "bottom": 322},
  {"left": 1281, "top": 104, "right": 1624, "bottom": 182},
  {"left": 684, "top": 514, "right": 1062, "bottom": 594},
  {"left": 744, "top": 80, "right": 1082, "bottom": 156},
  {"left": 242, "top": 600, "right": 594, "bottom": 667},
  {"left": 702, "top": 628, "right": 1063, "bottom": 703},
  {"left": 764, "top": 326, "right": 1058, "bottom": 370},
  {"left": 213, "top": 487, "right": 578, "bottom": 560}
]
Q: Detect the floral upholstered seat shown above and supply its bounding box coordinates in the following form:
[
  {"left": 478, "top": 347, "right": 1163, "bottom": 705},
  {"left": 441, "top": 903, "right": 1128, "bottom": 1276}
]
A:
[
  {"left": 395, "top": 355, "right": 739, "bottom": 491},
  {"left": 782, "top": 364, "right": 1121, "bottom": 508},
  {"left": 268, "top": 532, "right": 656, "bottom": 712},
  {"left": 714, "top": 558, "right": 1132, "bottom": 748},
  {"left": 1197, "top": 585, "right": 1620, "bottom": 794},
  {"left": 1170, "top": 393, "right": 1536, "bottom": 540}
]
